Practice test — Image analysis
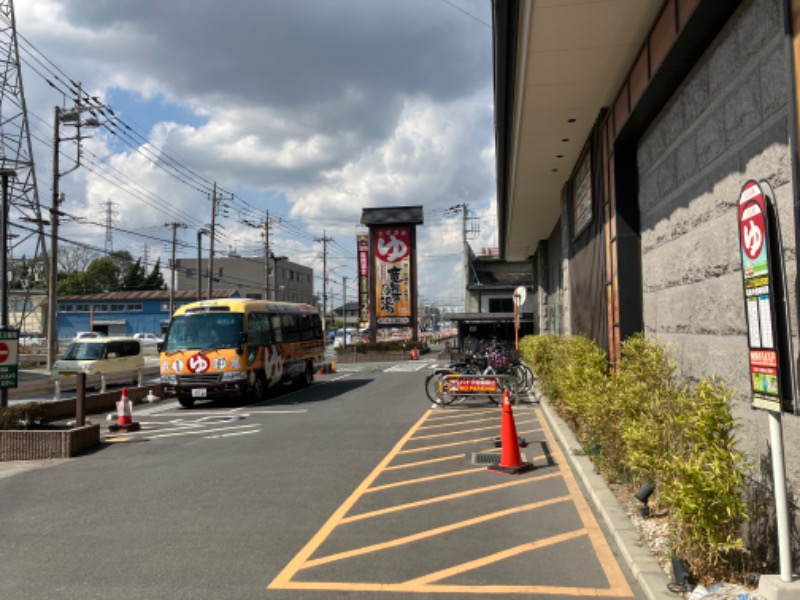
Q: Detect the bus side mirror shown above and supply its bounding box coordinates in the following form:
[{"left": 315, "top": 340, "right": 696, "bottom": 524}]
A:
[{"left": 156, "top": 342, "right": 163, "bottom": 352}]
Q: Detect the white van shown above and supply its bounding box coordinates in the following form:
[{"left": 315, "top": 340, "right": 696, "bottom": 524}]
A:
[
  {"left": 51, "top": 336, "right": 144, "bottom": 381},
  {"left": 333, "top": 328, "right": 358, "bottom": 349}
]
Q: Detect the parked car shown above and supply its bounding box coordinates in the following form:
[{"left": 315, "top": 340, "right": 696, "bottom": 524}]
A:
[
  {"left": 133, "top": 332, "right": 163, "bottom": 347},
  {"left": 51, "top": 336, "right": 144, "bottom": 381},
  {"left": 20, "top": 332, "right": 46, "bottom": 348},
  {"left": 73, "top": 331, "right": 105, "bottom": 341}
]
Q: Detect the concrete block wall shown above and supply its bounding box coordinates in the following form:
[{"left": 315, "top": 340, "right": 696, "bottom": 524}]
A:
[{"left": 637, "top": 0, "right": 800, "bottom": 483}]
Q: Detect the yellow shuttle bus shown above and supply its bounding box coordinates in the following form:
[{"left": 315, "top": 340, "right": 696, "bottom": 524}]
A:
[{"left": 160, "top": 298, "right": 324, "bottom": 407}]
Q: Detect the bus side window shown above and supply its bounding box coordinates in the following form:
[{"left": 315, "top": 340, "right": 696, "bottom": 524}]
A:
[
  {"left": 312, "top": 314, "right": 323, "bottom": 338},
  {"left": 300, "top": 315, "right": 314, "bottom": 340},
  {"left": 270, "top": 314, "right": 283, "bottom": 343},
  {"left": 248, "top": 313, "right": 272, "bottom": 346},
  {"left": 282, "top": 314, "right": 301, "bottom": 342}
]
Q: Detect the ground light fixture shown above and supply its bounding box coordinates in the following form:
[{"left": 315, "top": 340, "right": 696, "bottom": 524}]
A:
[
  {"left": 634, "top": 482, "right": 654, "bottom": 518},
  {"left": 668, "top": 556, "right": 691, "bottom": 594}
]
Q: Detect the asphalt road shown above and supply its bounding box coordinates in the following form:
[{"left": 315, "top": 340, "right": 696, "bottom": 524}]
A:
[{"left": 0, "top": 359, "right": 644, "bottom": 600}]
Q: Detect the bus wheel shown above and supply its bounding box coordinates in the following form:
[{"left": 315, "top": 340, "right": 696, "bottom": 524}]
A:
[
  {"left": 249, "top": 373, "right": 266, "bottom": 401},
  {"left": 298, "top": 362, "right": 313, "bottom": 388},
  {"left": 179, "top": 397, "right": 195, "bottom": 408}
]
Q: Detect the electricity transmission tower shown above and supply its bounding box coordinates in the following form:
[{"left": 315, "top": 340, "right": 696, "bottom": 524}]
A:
[
  {"left": 103, "top": 199, "right": 118, "bottom": 252},
  {"left": 0, "top": 0, "right": 46, "bottom": 263}
]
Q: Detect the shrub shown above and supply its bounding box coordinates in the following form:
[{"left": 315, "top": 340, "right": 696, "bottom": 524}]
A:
[
  {"left": 519, "top": 332, "right": 751, "bottom": 583},
  {"left": 0, "top": 402, "right": 49, "bottom": 429}
]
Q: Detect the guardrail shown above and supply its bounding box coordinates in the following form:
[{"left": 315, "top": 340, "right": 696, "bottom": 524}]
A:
[{"left": 9, "top": 366, "right": 161, "bottom": 400}]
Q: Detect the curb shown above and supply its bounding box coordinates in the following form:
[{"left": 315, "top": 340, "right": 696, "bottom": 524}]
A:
[{"left": 537, "top": 396, "right": 675, "bottom": 600}]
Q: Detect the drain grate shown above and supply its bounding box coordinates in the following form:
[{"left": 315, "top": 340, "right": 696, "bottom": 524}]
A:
[{"left": 471, "top": 451, "right": 527, "bottom": 465}]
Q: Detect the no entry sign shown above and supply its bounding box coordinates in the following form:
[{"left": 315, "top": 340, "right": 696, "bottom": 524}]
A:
[{"left": 0, "top": 329, "right": 19, "bottom": 389}]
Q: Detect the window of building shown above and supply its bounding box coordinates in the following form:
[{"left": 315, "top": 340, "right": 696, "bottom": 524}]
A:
[
  {"left": 127, "top": 304, "right": 143, "bottom": 312},
  {"left": 110, "top": 304, "right": 126, "bottom": 312},
  {"left": 488, "top": 298, "right": 514, "bottom": 313}
]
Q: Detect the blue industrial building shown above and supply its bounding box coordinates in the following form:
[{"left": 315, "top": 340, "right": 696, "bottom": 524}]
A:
[{"left": 57, "top": 290, "right": 240, "bottom": 342}]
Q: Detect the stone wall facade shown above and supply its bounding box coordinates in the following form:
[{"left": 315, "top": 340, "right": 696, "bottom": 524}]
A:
[{"left": 637, "top": 0, "right": 800, "bottom": 481}]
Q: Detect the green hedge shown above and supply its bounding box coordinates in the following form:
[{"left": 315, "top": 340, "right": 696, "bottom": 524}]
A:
[{"left": 519, "top": 333, "right": 751, "bottom": 583}]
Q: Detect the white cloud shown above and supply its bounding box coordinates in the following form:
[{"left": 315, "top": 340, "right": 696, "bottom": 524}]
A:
[{"left": 13, "top": 0, "right": 496, "bottom": 304}]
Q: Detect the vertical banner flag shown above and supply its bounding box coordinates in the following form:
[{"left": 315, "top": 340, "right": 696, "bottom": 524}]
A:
[
  {"left": 374, "top": 225, "right": 411, "bottom": 326},
  {"left": 738, "top": 180, "right": 784, "bottom": 412},
  {"left": 357, "top": 234, "right": 369, "bottom": 326}
]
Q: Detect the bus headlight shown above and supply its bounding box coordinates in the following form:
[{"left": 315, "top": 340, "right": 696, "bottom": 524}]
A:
[
  {"left": 161, "top": 374, "right": 178, "bottom": 385},
  {"left": 221, "top": 371, "right": 247, "bottom": 382}
]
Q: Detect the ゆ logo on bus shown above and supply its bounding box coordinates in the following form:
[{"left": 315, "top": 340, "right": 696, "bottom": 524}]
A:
[{"left": 188, "top": 353, "right": 210, "bottom": 373}]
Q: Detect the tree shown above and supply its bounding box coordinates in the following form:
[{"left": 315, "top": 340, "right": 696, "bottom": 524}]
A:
[
  {"left": 86, "top": 256, "right": 124, "bottom": 292},
  {"left": 122, "top": 258, "right": 147, "bottom": 290},
  {"left": 145, "top": 259, "right": 167, "bottom": 290},
  {"left": 58, "top": 245, "right": 98, "bottom": 275},
  {"left": 58, "top": 271, "right": 99, "bottom": 295}
]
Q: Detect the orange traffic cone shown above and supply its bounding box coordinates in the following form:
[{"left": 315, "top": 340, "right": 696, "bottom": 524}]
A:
[
  {"left": 488, "top": 390, "right": 534, "bottom": 474},
  {"left": 108, "top": 388, "right": 141, "bottom": 433},
  {"left": 411, "top": 346, "right": 419, "bottom": 360}
]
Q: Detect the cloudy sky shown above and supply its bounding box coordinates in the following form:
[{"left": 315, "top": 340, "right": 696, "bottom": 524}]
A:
[{"left": 9, "top": 0, "right": 497, "bottom": 309}]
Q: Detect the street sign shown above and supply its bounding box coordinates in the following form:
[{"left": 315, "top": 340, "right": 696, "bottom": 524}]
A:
[
  {"left": 737, "top": 180, "right": 793, "bottom": 413},
  {"left": 0, "top": 328, "right": 19, "bottom": 389}
]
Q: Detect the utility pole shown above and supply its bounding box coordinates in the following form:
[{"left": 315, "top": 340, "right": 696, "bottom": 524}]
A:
[
  {"left": 461, "top": 203, "right": 468, "bottom": 312},
  {"left": 0, "top": 168, "right": 15, "bottom": 408},
  {"left": 315, "top": 231, "right": 333, "bottom": 333},
  {"left": 46, "top": 86, "right": 104, "bottom": 369},
  {"left": 264, "top": 209, "right": 270, "bottom": 301},
  {"left": 342, "top": 276, "right": 347, "bottom": 349},
  {"left": 207, "top": 181, "right": 217, "bottom": 299},
  {"left": 164, "top": 222, "right": 186, "bottom": 316}
]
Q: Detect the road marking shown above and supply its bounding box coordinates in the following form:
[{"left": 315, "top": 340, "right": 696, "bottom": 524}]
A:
[
  {"left": 205, "top": 429, "right": 261, "bottom": 439},
  {"left": 270, "top": 406, "right": 635, "bottom": 597},
  {"left": 269, "top": 411, "right": 430, "bottom": 590},
  {"left": 147, "top": 423, "right": 259, "bottom": 439},
  {"left": 406, "top": 529, "right": 590, "bottom": 585},
  {"left": 302, "top": 496, "right": 571, "bottom": 569},
  {"left": 339, "top": 476, "right": 555, "bottom": 525}
]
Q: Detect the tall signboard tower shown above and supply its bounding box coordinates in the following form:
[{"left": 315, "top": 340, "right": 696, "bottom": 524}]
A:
[{"left": 360, "top": 206, "right": 424, "bottom": 342}]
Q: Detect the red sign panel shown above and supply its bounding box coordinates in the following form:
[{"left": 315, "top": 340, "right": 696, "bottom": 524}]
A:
[
  {"left": 446, "top": 376, "right": 499, "bottom": 394},
  {"left": 188, "top": 353, "right": 210, "bottom": 373},
  {"left": 374, "top": 226, "right": 412, "bottom": 326}
]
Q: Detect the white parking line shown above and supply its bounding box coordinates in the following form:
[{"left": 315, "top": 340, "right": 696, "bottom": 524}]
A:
[
  {"left": 205, "top": 429, "right": 261, "bottom": 439},
  {"left": 147, "top": 423, "right": 260, "bottom": 439}
]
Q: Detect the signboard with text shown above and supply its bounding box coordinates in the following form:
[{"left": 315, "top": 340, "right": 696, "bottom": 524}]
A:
[
  {"left": 0, "top": 328, "right": 19, "bottom": 388},
  {"left": 738, "top": 180, "right": 790, "bottom": 412},
  {"left": 357, "top": 234, "right": 369, "bottom": 327},
  {"left": 374, "top": 226, "right": 412, "bottom": 326}
]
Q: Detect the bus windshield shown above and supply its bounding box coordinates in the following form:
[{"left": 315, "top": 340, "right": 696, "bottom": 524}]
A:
[{"left": 163, "top": 313, "right": 244, "bottom": 352}]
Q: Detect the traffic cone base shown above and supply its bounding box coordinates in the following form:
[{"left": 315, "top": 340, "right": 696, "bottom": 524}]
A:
[
  {"left": 487, "top": 461, "right": 534, "bottom": 475},
  {"left": 109, "top": 421, "right": 141, "bottom": 433},
  {"left": 488, "top": 390, "right": 535, "bottom": 475}
]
